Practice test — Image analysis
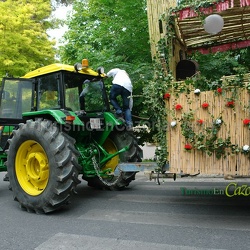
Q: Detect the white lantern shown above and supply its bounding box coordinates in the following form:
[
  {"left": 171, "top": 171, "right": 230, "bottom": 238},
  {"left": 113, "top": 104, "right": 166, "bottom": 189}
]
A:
[
  {"left": 204, "top": 14, "right": 224, "bottom": 35},
  {"left": 194, "top": 89, "right": 201, "bottom": 94},
  {"left": 171, "top": 121, "right": 177, "bottom": 127},
  {"left": 242, "top": 145, "right": 250, "bottom": 152},
  {"left": 215, "top": 119, "right": 222, "bottom": 125}
]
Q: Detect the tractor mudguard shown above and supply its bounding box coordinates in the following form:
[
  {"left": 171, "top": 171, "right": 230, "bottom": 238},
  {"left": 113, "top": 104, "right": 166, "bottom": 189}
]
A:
[{"left": 22, "top": 109, "right": 84, "bottom": 126}]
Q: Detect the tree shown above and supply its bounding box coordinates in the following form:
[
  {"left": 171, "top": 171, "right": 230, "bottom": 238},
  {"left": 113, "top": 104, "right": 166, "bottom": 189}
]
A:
[
  {"left": 0, "top": 0, "right": 56, "bottom": 77},
  {"left": 59, "top": 0, "right": 151, "bottom": 67}
]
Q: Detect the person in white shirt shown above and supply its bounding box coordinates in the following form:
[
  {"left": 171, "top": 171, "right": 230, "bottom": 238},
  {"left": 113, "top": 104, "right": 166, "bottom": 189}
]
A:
[{"left": 106, "top": 68, "right": 133, "bottom": 128}]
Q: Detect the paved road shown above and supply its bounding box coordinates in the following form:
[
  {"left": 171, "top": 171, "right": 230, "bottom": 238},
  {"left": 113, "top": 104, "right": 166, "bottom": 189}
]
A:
[{"left": 0, "top": 171, "right": 250, "bottom": 250}]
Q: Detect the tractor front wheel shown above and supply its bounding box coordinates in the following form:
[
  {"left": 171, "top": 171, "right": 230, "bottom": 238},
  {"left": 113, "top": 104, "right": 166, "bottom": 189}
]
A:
[{"left": 6, "top": 119, "right": 81, "bottom": 214}]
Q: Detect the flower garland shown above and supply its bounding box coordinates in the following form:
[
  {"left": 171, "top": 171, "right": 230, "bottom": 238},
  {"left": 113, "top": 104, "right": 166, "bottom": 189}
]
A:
[
  {"left": 184, "top": 144, "right": 192, "bottom": 150},
  {"left": 202, "top": 102, "right": 209, "bottom": 109},
  {"left": 243, "top": 118, "right": 250, "bottom": 131},
  {"left": 217, "top": 87, "right": 223, "bottom": 94},
  {"left": 226, "top": 100, "right": 235, "bottom": 108},
  {"left": 163, "top": 93, "right": 171, "bottom": 99},
  {"left": 175, "top": 104, "right": 183, "bottom": 110},
  {"left": 167, "top": 87, "right": 249, "bottom": 158},
  {"left": 197, "top": 119, "right": 204, "bottom": 125}
]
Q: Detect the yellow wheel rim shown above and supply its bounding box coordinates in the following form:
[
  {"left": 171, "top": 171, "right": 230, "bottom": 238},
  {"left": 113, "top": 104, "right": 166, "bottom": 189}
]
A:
[
  {"left": 102, "top": 138, "right": 119, "bottom": 172},
  {"left": 15, "top": 140, "right": 49, "bottom": 196}
]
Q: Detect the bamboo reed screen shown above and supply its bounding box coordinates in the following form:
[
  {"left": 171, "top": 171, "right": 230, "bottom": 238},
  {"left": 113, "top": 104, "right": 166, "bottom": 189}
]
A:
[
  {"left": 166, "top": 89, "right": 250, "bottom": 177},
  {"left": 146, "top": 0, "right": 177, "bottom": 58}
]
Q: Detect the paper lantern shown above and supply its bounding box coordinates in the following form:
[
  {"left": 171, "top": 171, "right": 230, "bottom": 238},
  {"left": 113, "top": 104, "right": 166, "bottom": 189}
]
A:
[{"left": 204, "top": 14, "right": 224, "bottom": 35}]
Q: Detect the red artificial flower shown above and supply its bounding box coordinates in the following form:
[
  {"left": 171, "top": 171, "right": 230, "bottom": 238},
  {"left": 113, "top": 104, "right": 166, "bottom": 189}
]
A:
[
  {"left": 163, "top": 93, "right": 171, "bottom": 99},
  {"left": 184, "top": 144, "right": 192, "bottom": 150},
  {"left": 226, "top": 100, "right": 235, "bottom": 107},
  {"left": 197, "top": 119, "right": 204, "bottom": 125},
  {"left": 175, "top": 104, "right": 182, "bottom": 110},
  {"left": 243, "top": 119, "right": 250, "bottom": 125},
  {"left": 202, "top": 102, "right": 209, "bottom": 109},
  {"left": 217, "top": 87, "right": 222, "bottom": 94}
]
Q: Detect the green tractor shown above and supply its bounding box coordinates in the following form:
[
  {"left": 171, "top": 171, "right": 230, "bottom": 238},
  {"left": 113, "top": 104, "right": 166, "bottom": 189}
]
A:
[{"left": 0, "top": 60, "right": 142, "bottom": 213}]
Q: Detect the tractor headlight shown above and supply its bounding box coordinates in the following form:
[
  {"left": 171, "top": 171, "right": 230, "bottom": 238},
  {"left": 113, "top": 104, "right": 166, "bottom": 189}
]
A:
[
  {"left": 74, "top": 63, "right": 83, "bottom": 72},
  {"left": 97, "top": 67, "right": 104, "bottom": 75}
]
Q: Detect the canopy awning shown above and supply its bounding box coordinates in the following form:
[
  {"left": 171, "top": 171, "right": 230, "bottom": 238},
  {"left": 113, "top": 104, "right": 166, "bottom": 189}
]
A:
[{"left": 172, "top": 0, "right": 250, "bottom": 53}]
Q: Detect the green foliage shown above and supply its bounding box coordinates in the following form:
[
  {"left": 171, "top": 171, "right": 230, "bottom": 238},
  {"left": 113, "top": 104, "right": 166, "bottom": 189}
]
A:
[
  {"left": 59, "top": 0, "right": 151, "bottom": 66},
  {"left": 142, "top": 62, "right": 172, "bottom": 168},
  {"left": 190, "top": 51, "right": 249, "bottom": 83},
  {"left": 237, "top": 47, "right": 250, "bottom": 70},
  {"left": 0, "top": 0, "right": 56, "bottom": 77}
]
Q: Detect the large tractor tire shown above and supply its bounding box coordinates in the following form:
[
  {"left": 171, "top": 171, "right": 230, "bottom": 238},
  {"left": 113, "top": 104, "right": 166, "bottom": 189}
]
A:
[
  {"left": 6, "top": 119, "right": 81, "bottom": 214},
  {"left": 87, "top": 130, "right": 142, "bottom": 190}
]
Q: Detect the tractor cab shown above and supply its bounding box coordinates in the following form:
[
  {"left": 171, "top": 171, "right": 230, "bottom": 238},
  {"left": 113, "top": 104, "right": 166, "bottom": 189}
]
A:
[
  {"left": 0, "top": 59, "right": 109, "bottom": 115},
  {"left": 22, "top": 59, "right": 109, "bottom": 113}
]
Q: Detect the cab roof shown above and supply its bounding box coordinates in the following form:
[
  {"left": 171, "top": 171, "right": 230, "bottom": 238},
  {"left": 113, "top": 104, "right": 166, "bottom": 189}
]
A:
[{"left": 23, "top": 63, "right": 100, "bottom": 79}]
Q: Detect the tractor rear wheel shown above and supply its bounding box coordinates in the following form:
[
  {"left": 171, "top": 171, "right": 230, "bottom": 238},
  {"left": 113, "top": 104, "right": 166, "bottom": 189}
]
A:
[
  {"left": 87, "top": 130, "right": 142, "bottom": 190},
  {"left": 6, "top": 119, "right": 81, "bottom": 214}
]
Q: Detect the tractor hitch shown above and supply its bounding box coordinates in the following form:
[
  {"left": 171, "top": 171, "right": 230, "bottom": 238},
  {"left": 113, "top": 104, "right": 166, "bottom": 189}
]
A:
[{"left": 114, "top": 162, "right": 170, "bottom": 176}]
